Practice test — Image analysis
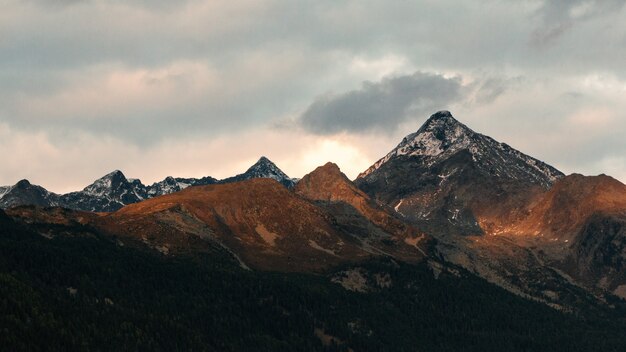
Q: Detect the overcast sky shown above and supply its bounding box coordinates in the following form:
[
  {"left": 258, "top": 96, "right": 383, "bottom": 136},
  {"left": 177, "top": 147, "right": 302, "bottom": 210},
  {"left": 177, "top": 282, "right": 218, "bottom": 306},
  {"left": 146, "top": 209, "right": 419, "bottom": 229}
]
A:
[{"left": 1, "top": 0, "right": 625, "bottom": 192}]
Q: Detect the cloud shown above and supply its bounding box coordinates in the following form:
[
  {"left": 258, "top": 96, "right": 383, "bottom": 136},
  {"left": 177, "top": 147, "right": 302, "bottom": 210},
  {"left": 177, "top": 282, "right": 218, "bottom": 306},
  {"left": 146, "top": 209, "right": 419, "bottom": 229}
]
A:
[
  {"left": 297, "top": 71, "right": 520, "bottom": 135},
  {"left": 0, "top": 121, "right": 383, "bottom": 192},
  {"left": 530, "top": 0, "right": 626, "bottom": 47},
  {"left": 0, "top": 0, "right": 625, "bottom": 188},
  {"left": 299, "top": 72, "right": 464, "bottom": 134}
]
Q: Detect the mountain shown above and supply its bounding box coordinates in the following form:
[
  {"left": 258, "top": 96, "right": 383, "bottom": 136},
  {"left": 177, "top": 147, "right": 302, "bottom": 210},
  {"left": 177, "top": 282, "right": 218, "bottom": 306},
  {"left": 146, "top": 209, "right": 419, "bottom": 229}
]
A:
[
  {"left": 0, "top": 179, "right": 60, "bottom": 209},
  {"left": 354, "top": 111, "right": 626, "bottom": 306},
  {"left": 220, "top": 156, "right": 297, "bottom": 188},
  {"left": 295, "top": 162, "right": 429, "bottom": 261},
  {"left": 356, "top": 110, "right": 564, "bottom": 236},
  {"left": 61, "top": 171, "right": 219, "bottom": 212},
  {"left": 59, "top": 170, "right": 146, "bottom": 212},
  {"left": 0, "top": 110, "right": 624, "bottom": 312}
]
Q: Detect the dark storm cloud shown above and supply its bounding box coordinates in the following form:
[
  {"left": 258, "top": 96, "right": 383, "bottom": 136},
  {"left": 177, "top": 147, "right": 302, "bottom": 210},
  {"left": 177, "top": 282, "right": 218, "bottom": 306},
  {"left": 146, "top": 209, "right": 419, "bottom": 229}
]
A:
[{"left": 300, "top": 72, "right": 464, "bottom": 134}]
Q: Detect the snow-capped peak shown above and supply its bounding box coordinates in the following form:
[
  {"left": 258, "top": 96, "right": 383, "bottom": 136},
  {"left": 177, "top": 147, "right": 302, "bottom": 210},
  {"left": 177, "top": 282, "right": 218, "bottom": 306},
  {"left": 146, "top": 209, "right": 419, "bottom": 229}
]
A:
[
  {"left": 245, "top": 156, "right": 289, "bottom": 180},
  {"left": 146, "top": 176, "right": 192, "bottom": 196},
  {"left": 82, "top": 170, "right": 130, "bottom": 197},
  {"left": 220, "top": 156, "right": 296, "bottom": 188},
  {"left": 358, "top": 111, "right": 563, "bottom": 187},
  {"left": 360, "top": 111, "right": 474, "bottom": 176}
]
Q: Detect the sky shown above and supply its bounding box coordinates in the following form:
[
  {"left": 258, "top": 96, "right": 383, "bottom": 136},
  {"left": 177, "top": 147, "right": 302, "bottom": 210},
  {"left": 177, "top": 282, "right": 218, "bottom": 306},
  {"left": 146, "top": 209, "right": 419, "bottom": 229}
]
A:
[{"left": 1, "top": 0, "right": 625, "bottom": 192}]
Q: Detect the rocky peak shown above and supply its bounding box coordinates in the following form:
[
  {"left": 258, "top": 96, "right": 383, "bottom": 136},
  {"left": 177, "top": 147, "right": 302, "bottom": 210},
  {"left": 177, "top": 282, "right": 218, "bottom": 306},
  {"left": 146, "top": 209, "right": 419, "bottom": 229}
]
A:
[
  {"left": 359, "top": 111, "right": 477, "bottom": 178},
  {"left": 83, "top": 170, "right": 131, "bottom": 197},
  {"left": 145, "top": 176, "right": 190, "bottom": 197},
  {"left": 418, "top": 110, "right": 471, "bottom": 140},
  {"left": 313, "top": 162, "right": 344, "bottom": 177},
  {"left": 15, "top": 179, "right": 33, "bottom": 189},
  {"left": 359, "top": 111, "right": 562, "bottom": 187},
  {"left": 221, "top": 156, "right": 296, "bottom": 188},
  {"left": 296, "top": 162, "right": 372, "bottom": 208},
  {"left": 246, "top": 157, "right": 285, "bottom": 176},
  {"left": 0, "top": 179, "right": 59, "bottom": 208}
]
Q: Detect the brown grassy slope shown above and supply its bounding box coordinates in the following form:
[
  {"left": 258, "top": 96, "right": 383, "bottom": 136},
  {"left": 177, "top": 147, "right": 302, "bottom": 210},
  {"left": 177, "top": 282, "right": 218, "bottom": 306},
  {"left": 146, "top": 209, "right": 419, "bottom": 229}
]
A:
[{"left": 100, "top": 178, "right": 373, "bottom": 272}]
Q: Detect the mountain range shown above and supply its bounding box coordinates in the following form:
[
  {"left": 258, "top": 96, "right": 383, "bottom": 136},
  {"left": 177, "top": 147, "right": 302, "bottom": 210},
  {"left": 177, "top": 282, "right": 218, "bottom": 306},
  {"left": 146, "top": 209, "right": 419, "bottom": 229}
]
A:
[
  {"left": 0, "top": 156, "right": 295, "bottom": 212},
  {"left": 2, "top": 110, "right": 626, "bottom": 350}
]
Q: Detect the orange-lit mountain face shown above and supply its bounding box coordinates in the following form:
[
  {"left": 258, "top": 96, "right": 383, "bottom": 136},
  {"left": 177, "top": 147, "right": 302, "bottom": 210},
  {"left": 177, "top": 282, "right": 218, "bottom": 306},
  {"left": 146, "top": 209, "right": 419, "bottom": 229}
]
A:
[
  {"left": 94, "top": 177, "right": 426, "bottom": 272},
  {"left": 511, "top": 174, "right": 626, "bottom": 240},
  {"left": 295, "top": 162, "right": 430, "bottom": 261},
  {"left": 501, "top": 174, "right": 626, "bottom": 294},
  {"left": 99, "top": 179, "right": 371, "bottom": 272}
]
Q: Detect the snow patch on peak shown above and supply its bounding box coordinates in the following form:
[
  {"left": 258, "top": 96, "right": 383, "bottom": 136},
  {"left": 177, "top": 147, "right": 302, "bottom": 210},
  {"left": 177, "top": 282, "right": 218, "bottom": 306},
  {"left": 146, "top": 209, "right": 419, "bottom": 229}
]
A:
[
  {"left": 246, "top": 157, "right": 290, "bottom": 181},
  {"left": 221, "top": 156, "right": 295, "bottom": 188},
  {"left": 146, "top": 176, "right": 193, "bottom": 197},
  {"left": 361, "top": 112, "right": 474, "bottom": 177},
  {"left": 82, "top": 170, "right": 130, "bottom": 197},
  {"left": 0, "top": 186, "right": 10, "bottom": 199}
]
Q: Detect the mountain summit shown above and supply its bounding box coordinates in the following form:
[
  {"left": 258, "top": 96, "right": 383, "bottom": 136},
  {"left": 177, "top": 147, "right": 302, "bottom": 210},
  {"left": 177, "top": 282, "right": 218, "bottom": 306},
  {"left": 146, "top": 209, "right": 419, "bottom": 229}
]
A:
[
  {"left": 360, "top": 111, "right": 562, "bottom": 186},
  {"left": 220, "top": 156, "right": 296, "bottom": 188},
  {"left": 0, "top": 179, "right": 60, "bottom": 208}
]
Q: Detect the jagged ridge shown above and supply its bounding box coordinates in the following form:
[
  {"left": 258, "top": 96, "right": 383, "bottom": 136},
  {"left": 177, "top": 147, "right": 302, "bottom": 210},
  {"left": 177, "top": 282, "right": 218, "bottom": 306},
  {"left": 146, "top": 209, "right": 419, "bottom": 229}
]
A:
[{"left": 0, "top": 156, "right": 293, "bottom": 212}]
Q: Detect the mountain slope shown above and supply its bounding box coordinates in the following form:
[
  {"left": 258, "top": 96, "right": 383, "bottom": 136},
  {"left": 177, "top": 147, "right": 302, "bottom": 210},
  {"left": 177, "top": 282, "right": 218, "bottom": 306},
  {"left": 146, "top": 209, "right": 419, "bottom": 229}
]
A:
[
  {"left": 508, "top": 174, "right": 626, "bottom": 296},
  {"left": 512, "top": 174, "right": 626, "bottom": 241},
  {"left": 5, "top": 207, "right": 626, "bottom": 351},
  {"left": 295, "top": 162, "right": 429, "bottom": 260},
  {"left": 99, "top": 178, "right": 378, "bottom": 272}
]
